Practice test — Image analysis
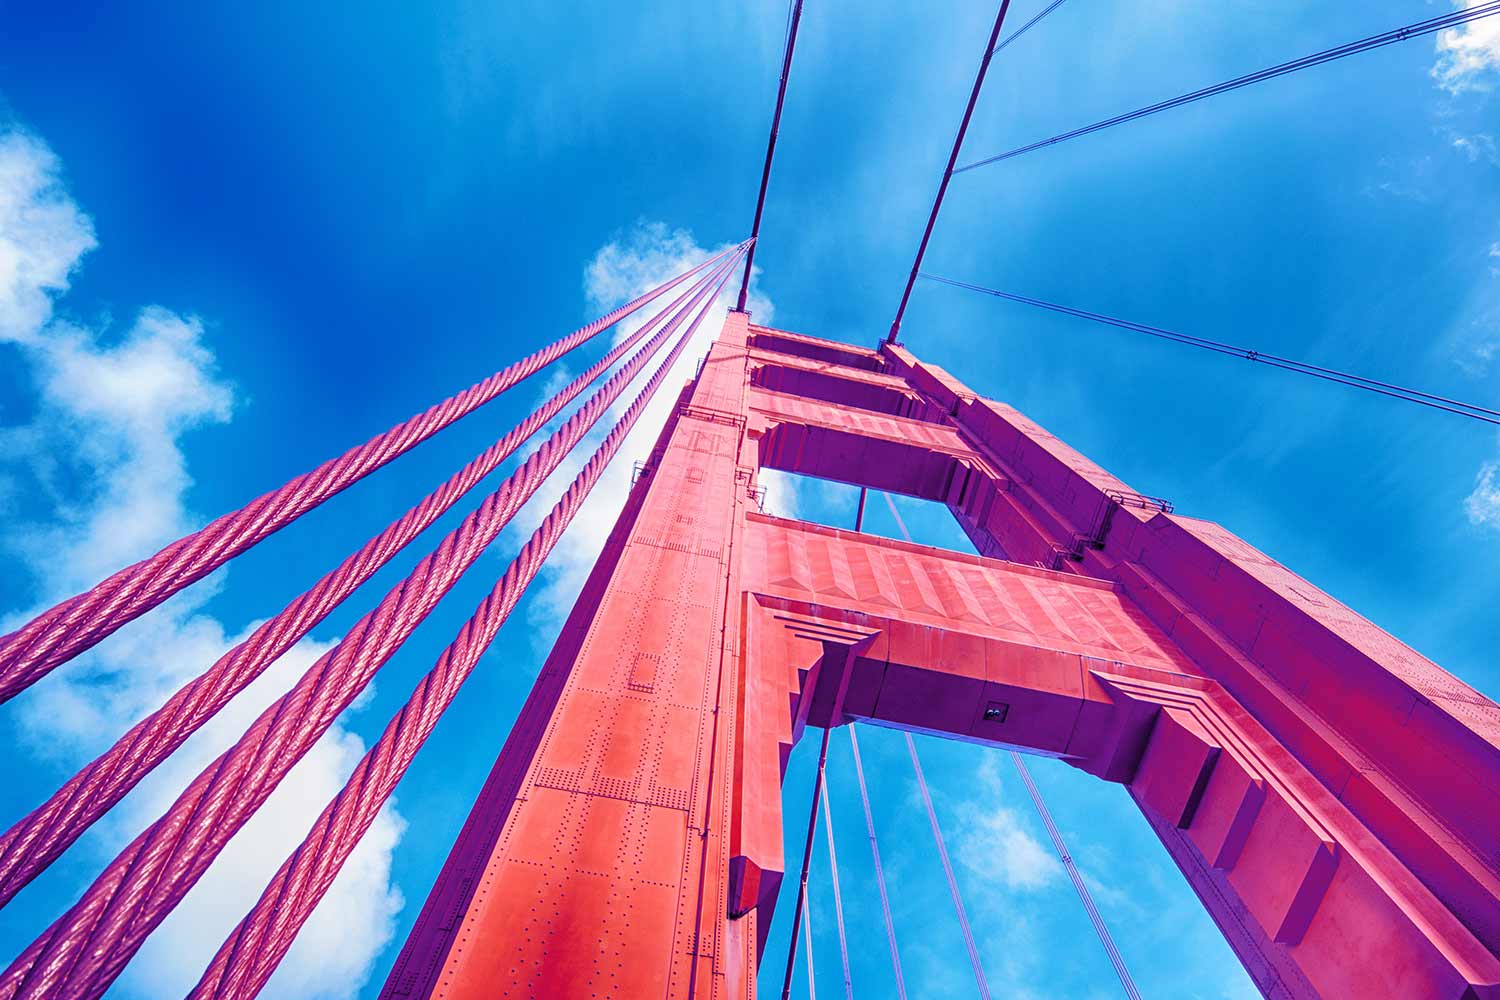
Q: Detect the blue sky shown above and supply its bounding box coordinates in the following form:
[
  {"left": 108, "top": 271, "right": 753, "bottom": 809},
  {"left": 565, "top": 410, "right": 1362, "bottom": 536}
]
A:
[{"left": 0, "top": 1, "right": 1497, "bottom": 998}]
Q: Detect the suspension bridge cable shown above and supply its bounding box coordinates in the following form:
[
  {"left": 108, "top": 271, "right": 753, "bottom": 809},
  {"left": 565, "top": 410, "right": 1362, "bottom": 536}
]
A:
[
  {"left": 991, "top": 0, "right": 1068, "bottom": 57},
  {"left": 737, "top": 0, "right": 806, "bottom": 311},
  {"left": 920, "top": 273, "right": 1500, "bottom": 425},
  {"left": 0, "top": 242, "right": 742, "bottom": 706},
  {"left": 887, "top": 0, "right": 1016, "bottom": 344},
  {"left": 848, "top": 726, "right": 907, "bottom": 1000},
  {"left": 904, "top": 732, "right": 992, "bottom": 1000},
  {"left": 183, "top": 271, "right": 738, "bottom": 1000},
  {"left": 956, "top": 2, "right": 1500, "bottom": 173},
  {"left": 0, "top": 251, "right": 746, "bottom": 1000},
  {"left": 0, "top": 258, "right": 737, "bottom": 912},
  {"left": 803, "top": 882, "right": 818, "bottom": 1000},
  {"left": 1009, "top": 754, "right": 1142, "bottom": 1000},
  {"left": 819, "top": 777, "right": 854, "bottom": 1000},
  {"left": 782, "top": 721, "right": 835, "bottom": 1000}
]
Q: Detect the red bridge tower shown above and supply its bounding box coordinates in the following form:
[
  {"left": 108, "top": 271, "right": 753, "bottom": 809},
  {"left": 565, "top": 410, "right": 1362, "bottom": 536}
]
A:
[{"left": 382, "top": 311, "right": 1500, "bottom": 1000}]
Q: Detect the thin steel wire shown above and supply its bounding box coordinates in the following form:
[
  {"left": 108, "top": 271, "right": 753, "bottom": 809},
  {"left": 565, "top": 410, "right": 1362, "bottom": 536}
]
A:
[
  {"left": 904, "top": 733, "right": 991, "bottom": 1000},
  {"left": 819, "top": 776, "right": 854, "bottom": 1000},
  {"left": 921, "top": 273, "right": 1500, "bottom": 425},
  {"left": 847, "top": 726, "right": 906, "bottom": 1000},
  {"left": 957, "top": 3, "right": 1500, "bottom": 172},
  {"left": 1010, "top": 753, "right": 1142, "bottom": 1000}
]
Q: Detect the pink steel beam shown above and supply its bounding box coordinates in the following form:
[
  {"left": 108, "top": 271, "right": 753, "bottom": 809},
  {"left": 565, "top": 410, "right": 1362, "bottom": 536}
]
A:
[
  {"left": 0, "top": 258, "right": 730, "bottom": 910},
  {"left": 0, "top": 250, "right": 743, "bottom": 1000},
  {"left": 736, "top": 0, "right": 805, "bottom": 312},
  {"left": 184, "top": 272, "right": 731, "bottom": 1000},
  {"left": 886, "top": 1, "right": 1013, "bottom": 343},
  {"left": 0, "top": 243, "right": 741, "bottom": 705}
]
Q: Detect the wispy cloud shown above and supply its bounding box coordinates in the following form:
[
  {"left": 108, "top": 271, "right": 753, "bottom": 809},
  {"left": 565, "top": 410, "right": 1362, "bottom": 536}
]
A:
[
  {"left": 1466, "top": 459, "right": 1500, "bottom": 529},
  {"left": 1433, "top": 1, "right": 1500, "bottom": 95},
  {"left": 0, "top": 126, "right": 404, "bottom": 998},
  {"left": 512, "top": 220, "right": 780, "bottom": 643},
  {"left": 953, "top": 754, "right": 1060, "bottom": 892}
]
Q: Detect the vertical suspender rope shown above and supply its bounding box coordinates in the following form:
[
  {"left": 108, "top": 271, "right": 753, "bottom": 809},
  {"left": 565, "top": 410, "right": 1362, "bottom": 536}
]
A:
[
  {"left": 905, "top": 733, "right": 993, "bottom": 1000},
  {"left": 819, "top": 778, "right": 854, "bottom": 1000},
  {"left": 736, "top": 0, "right": 805, "bottom": 311},
  {"left": 802, "top": 883, "right": 818, "bottom": 1000},
  {"left": 782, "top": 723, "right": 833, "bottom": 1000},
  {"left": 0, "top": 253, "right": 736, "bottom": 911},
  {"left": 0, "top": 249, "right": 746, "bottom": 1000},
  {"left": 853, "top": 487, "right": 867, "bottom": 532},
  {"left": 887, "top": 1, "right": 1013, "bottom": 343},
  {"left": 184, "top": 266, "right": 739, "bottom": 1000},
  {"left": 1010, "top": 755, "right": 1142, "bottom": 1000},
  {"left": 0, "top": 244, "right": 742, "bottom": 705},
  {"left": 880, "top": 493, "right": 991, "bottom": 996},
  {"left": 880, "top": 492, "right": 1139, "bottom": 998},
  {"left": 847, "top": 726, "right": 907, "bottom": 1000}
]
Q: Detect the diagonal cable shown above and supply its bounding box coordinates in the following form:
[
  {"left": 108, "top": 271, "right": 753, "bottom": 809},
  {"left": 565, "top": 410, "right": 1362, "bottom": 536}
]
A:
[
  {"left": 183, "top": 267, "right": 735, "bottom": 1000},
  {"left": 957, "top": 3, "right": 1500, "bottom": 172},
  {"left": 921, "top": 273, "right": 1500, "bottom": 425},
  {"left": 0, "top": 248, "right": 745, "bottom": 1000},
  {"left": 0, "top": 250, "right": 736, "bottom": 910},
  {"left": 0, "top": 244, "right": 740, "bottom": 704},
  {"left": 848, "top": 726, "right": 906, "bottom": 1000}
]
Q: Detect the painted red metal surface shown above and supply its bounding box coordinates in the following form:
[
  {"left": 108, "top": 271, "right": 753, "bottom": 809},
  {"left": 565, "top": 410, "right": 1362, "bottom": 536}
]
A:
[
  {"left": 384, "top": 310, "right": 1500, "bottom": 999},
  {"left": 0, "top": 254, "right": 741, "bottom": 1000},
  {"left": 0, "top": 244, "right": 741, "bottom": 705}
]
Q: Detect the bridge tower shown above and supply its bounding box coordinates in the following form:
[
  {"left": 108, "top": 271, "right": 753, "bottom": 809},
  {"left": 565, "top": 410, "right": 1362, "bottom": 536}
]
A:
[{"left": 381, "top": 310, "right": 1500, "bottom": 1000}]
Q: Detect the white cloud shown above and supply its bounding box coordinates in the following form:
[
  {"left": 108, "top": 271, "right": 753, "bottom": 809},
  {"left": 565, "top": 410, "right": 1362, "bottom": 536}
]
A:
[
  {"left": 0, "top": 126, "right": 403, "bottom": 998},
  {"left": 1434, "top": 2, "right": 1500, "bottom": 95},
  {"left": 0, "top": 131, "right": 96, "bottom": 344},
  {"left": 1466, "top": 459, "right": 1500, "bottom": 529},
  {"left": 1451, "top": 132, "right": 1500, "bottom": 165},
  {"left": 512, "top": 221, "right": 781, "bottom": 642},
  {"left": 953, "top": 754, "right": 1060, "bottom": 892}
]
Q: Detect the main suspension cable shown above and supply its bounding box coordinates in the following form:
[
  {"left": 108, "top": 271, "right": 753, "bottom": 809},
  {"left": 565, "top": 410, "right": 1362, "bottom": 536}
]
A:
[
  {"left": 0, "top": 250, "right": 745, "bottom": 1000},
  {"left": 737, "top": 0, "right": 806, "bottom": 311},
  {"left": 887, "top": 1, "right": 1015, "bottom": 344},
  {"left": 921, "top": 273, "right": 1500, "bottom": 425},
  {"left": 956, "top": 2, "right": 1500, "bottom": 173},
  {"left": 0, "top": 254, "right": 737, "bottom": 912},
  {"left": 184, "top": 271, "right": 736, "bottom": 1000},
  {"left": 0, "top": 243, "right": 740, "bottom": 705}
]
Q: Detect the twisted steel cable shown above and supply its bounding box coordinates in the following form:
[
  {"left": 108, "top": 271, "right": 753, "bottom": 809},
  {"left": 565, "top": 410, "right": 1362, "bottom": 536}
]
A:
[
  {"left": 185, "top": 267, "right": 730, "bottom": 1000},
  {"left": 0, "top": 244, "right": 741, "bottom": 705},
  {"left": 0, "top": 254, "right": 733, "bottom": 910},
  {"left": 0, "top": 248, "right": 744, "bottom": 1000}
]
